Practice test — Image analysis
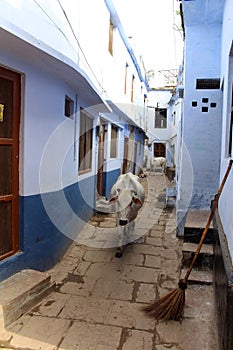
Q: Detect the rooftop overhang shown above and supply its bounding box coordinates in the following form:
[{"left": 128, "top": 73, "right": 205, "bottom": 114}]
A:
[{"left": 0, "top": 23, "right": 111, "bottom": 113}]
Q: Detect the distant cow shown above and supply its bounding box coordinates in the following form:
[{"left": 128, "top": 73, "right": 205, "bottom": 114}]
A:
[
  {"left": 153, "top": 157, "right": 166, "bottom": 173},
  {"left": 109, "top": 172, "right": 145, "bottom": 257}
]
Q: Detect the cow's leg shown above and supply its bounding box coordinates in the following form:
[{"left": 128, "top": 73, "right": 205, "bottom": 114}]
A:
[
  {"left": 125, "top": 220, "right": 135, "bottom": 242},
  {"left": 115, "top": 226, "right": 125, "bottom": 258}
]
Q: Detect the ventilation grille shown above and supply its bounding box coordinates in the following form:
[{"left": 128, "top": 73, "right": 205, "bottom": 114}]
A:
[{"left": 196, "top": 79, "right": 220, "bottom": 90}]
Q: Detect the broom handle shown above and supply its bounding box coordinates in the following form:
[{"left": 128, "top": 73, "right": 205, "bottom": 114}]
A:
[{"left": 183, "top": 159, "right": 233, "bottom": 284}]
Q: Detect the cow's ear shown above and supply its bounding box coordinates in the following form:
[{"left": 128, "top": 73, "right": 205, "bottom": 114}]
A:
[
  {"left": 132, "top": 196, "right": 142, "bottom": 206},
  {"left": 109, "top": 196, "right": 117, "bottom": 204}
]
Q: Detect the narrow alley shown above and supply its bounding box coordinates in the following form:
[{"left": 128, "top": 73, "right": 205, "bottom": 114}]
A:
[{"left": 0, "top": 172, "right": 218, "bottom": 350}]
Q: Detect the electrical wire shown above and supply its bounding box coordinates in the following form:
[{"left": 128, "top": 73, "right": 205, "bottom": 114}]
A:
[
  {"left": 56, "top": 0, "right": 107, "bottom": 95},
  {"left": 33, "top": 0, "right": 77, "bottom": 55},
  {"left": 33, "top": 0, "right": 107, "bottom": 95}
]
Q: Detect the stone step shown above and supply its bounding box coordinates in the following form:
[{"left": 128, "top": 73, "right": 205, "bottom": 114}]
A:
[
  {"left": 185, "top": 209, "right": 213, "bottom": 229},
  {"left": 180, "top": 268, "right": 213, "bottom": 285},
  {"left": 182, "top": 242, "right": 214, "bottom": 270},
  {"left": 182, "top": 242, "right": 213, "bottom": 255},
  {"left": 0, "top": 269, "right": 55, "bottom": 327}
]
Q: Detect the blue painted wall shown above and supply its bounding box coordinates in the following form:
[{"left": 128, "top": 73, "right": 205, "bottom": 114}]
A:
[{"left": 0, "top": 176, "right": 95, "bottom": 282}]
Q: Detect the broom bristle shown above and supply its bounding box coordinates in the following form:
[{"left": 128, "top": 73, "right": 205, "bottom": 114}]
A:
[{"left": 143, "top": 284, "right": 186, "bottom": 321}]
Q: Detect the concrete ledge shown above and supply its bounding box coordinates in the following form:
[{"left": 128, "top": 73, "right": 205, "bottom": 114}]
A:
[{"left": 0, "top": 269, "right": 55, "bottom": 327}]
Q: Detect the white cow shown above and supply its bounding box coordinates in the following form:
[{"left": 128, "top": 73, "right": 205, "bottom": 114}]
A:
[
  {"left": 153, "top": 157, "right": 166, "bottom": 173},
  {"left": 109, "top": 172, "right": 145, "bottom": 257}
]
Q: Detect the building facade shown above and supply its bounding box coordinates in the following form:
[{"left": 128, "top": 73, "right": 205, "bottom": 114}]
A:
[{"left": 0, "top": 0, "right": 148, "bottom": 281}]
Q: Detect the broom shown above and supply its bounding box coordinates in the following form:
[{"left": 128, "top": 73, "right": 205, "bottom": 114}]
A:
[{"left": 143, "top": 159, "right": 233, "bottom": 321}]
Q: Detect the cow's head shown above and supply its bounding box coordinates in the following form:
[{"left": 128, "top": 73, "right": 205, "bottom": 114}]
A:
[{"left": 109, "top": 188, "right": 143, "bottom": 226}]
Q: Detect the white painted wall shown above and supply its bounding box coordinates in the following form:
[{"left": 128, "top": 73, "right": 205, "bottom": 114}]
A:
[{"left": 20, "top": 60, "right": 99, "bottom": 196}]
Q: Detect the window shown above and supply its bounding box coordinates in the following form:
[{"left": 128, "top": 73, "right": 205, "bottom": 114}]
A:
[
  {"left": 65, "top": 95, "right": 74, "bottom": 118},
  {"left": 131, "top": 75, "right": 135, "bottom": 102},
  {"left": 78, "top": 108, "right": 93, "bottom": 172},
  {"left": 110, "top": 124, "right": 118, "bottom": 158},
  {"left": 124, "top": 63, "right": 128, "bottom": 94},
  {"left": 108, "top": 20, "right": 114, "bottom": 55},
  {"left": 172, "top": 111, "right": 176, "bottom": 125},
  {"left": 155, "top": 108, "right": 167, "bottom": 128}
]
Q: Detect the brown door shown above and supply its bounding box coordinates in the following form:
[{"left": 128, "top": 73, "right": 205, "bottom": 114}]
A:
[
  {"left": 122, "top": 137, "right": 129, "bottom": 174},
  {"left": 154, "top": 142, "right": 166, "bottom": 157},
  {"left": 97, "top": 123, "right": 106, "bottom": 195},
  {"left": 133, "top": 142, "right": 137, "bottom": 174},
  {"left": 0, "top": 67, "right": 20, "bottom": 261}
]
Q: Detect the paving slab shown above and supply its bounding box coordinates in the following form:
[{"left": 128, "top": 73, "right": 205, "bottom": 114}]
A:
[
  {"left": 121, "top": 329, "right": 154, "bottom": 350},
  {"left": 105, "top": 299, "right": 155, "bottom": 330},
  {"left": 10, "top": 316, "right": 70, "bottom": 350},
  {"left": 58, "top": 322, "right": 122, "bottom": 350}
]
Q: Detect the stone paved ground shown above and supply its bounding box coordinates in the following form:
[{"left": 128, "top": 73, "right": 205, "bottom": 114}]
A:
[{"left": 0, "top": 172, "right": 218, "bottom": 350}]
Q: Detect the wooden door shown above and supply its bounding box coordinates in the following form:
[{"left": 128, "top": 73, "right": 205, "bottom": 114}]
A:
[
  {"left": 154, "top": 142, "right": 166, "bottom": 157},
  {"left": 0, "top": 67, "right": 20, "bottom": 260},
  {"left": 122, "top": 137, "right": 129, "bottom": 174},
  {"left": 133, "top": 142, "right": 137, "bottom": 174},
  {"left": 97, "top": 123, "right": 106, "bottom": 195}
]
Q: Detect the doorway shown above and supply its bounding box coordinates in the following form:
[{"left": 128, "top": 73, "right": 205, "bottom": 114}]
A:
[
  {"left": 0, "top": 67, "right": 21, "bottom": 260},
  {"left": 122, "top": 137, "right": 129, "bottom": 174},
  {"left": 97, "top": 121, "right": 106, "bottom": 196},
  {"left": 154, "top": 142, "right": 166, "bottom": 157}
]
